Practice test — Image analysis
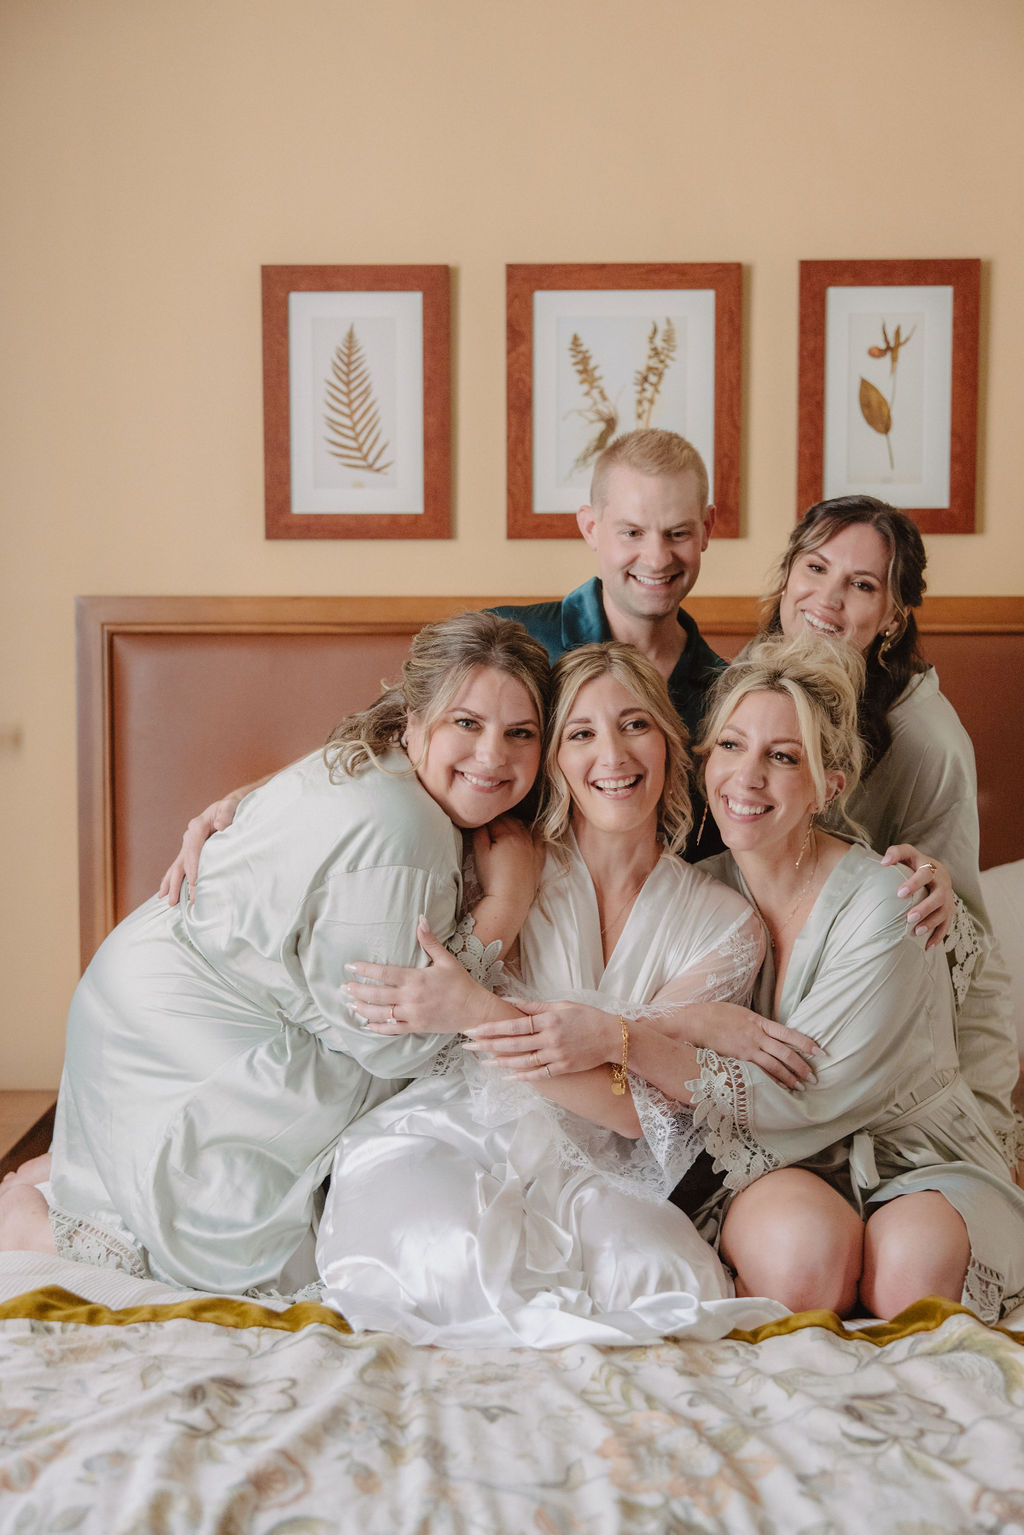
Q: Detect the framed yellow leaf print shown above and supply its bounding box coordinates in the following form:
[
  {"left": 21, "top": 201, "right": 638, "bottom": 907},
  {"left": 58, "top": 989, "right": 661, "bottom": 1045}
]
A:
[{"left": 798, "top": 259, "right": 980, "bottom": 534}]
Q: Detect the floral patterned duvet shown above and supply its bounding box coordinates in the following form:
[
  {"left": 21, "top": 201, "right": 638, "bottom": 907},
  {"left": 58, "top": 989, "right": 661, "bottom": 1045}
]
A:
[{"left": 3, "top": 1253, "right": 1024, "bottom": 1534}]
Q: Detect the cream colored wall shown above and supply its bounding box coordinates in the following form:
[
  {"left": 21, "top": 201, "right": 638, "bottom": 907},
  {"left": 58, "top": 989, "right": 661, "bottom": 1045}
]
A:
[{"left": 2, "top": 0, "right": 1022, "bottom": 1085}]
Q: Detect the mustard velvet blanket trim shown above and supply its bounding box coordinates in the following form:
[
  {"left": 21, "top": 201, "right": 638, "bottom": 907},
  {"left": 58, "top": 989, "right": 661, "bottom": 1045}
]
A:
[
  {"left": 1, "top": 1287, "right": 1019, "bottom": 1348},
  {"left": 726, "top": 1294, "right": 1024, "bottom": 1346},
  {"left": 0, "top": 1284, "right": 352, "bottom": 1335}
]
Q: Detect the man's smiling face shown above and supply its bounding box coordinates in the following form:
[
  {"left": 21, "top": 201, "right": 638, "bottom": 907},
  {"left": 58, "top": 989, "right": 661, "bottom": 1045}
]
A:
[{"left": 576, "top": 464, "right": 714, "bottom": 628}]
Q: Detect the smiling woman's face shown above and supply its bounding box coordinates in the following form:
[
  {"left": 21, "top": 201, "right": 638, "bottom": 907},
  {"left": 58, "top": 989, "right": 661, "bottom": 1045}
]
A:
[
  {"left": 704, "top": 689, "right": 840, "bottom": 862},
  {"left": 555, "top": 674, "right": 666, "bottom": 837},
  {"left": 778, "top": 523, "right": 897, "bottom": 656},
  {"left": 404, "top": 666, "right": 542, "bottom": 828}
]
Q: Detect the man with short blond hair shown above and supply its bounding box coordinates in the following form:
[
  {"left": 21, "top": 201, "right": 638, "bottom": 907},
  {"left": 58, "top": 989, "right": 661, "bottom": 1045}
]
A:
[{"left": 493, "top": 427, "right": 722, "bottom": 744}]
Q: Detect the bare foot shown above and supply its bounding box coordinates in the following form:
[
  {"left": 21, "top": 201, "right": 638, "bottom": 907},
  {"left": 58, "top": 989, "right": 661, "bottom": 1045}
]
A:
[
  {"left": 0, "top": 1151, "right": 52, "bottom": 1189},
  {"left": 0, "top": 1182, "right": 56, "bottom": 1253}
]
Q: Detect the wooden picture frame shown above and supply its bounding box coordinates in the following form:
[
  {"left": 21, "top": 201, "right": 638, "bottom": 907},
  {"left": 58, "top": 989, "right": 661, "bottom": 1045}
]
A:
[
  {"left": 798, "top": 259, "right": 980, "bottom": 533},
  {"left": 262, "top": 265, "right": 451, "bottom": 539},
  {"left": 506, "top": 263, "right": 742, "bottom": 539}
]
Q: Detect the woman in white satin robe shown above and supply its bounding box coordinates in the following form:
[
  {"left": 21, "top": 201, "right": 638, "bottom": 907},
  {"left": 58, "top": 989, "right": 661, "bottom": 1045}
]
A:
[
  {"left": 322, "top": 643, "right": 815, "bottom": 1347},
  {"left": 1, "top": 613, "right": 550, "bottom": 1294}
]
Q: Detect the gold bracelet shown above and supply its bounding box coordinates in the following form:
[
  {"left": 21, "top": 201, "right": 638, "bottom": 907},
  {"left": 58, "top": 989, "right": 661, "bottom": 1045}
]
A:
[{"left": 610, "top": 1015, "right": 629, "bottom": 1095}]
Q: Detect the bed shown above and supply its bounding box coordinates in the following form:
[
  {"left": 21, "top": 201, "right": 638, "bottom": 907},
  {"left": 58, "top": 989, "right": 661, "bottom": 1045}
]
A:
[{"left": 3, "top": 593, "right": 1024, "bottom": 1534}]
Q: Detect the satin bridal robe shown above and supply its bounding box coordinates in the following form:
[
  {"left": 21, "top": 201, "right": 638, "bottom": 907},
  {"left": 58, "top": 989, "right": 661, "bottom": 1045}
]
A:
[
  {"left": 693, "top": 842, "right": 1024, "bottom": 1322},
  {"left": 48, "top": 750, "right": 463, "bottom": 1294},
  {"left": 317, "top": 840, "right": 791, "bottom": 1347}
]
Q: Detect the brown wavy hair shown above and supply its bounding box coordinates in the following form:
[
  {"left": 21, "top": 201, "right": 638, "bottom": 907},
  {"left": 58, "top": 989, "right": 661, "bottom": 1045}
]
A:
[
  {"left": 761, "top": 496, "right": 928, "bottom": 772},
  {"left": 324, "top": 611, "right": 551, "bottom": 790}
]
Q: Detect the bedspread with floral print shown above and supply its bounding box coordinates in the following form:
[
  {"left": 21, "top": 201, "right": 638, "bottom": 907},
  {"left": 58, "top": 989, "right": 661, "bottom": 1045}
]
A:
[{"left": 3, "top": 1255, "right": 1024, "bottom": 1534}]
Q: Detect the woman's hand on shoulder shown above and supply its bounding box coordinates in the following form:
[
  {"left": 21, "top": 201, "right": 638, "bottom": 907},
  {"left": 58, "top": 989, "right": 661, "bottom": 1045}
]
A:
[
  {"left": 158, "top": 789, "right": 248, "bottom": 905},
  {"left": 881, "top": 843, "right": 954, "bottom": 949},
  {"left": 463, "top": 999, "right": 619, "bottom": 1078},
  {"left": 686, "top": 1002, "right": 819, "bottom": 1090},
  {"left": 345, "top": 918, "right": 500, "bottom": 1034}
]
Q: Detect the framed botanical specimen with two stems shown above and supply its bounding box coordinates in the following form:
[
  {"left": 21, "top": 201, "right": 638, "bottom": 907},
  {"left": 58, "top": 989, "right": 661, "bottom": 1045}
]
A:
[
  {"left": 506, "top": 262, "right": 742, "bottom": 538},
  {"left": 262, "top": 265, "right": 451, "bottom": 539},
  {"left": 798, "top": 258, "right": 980, "bottom": 533}
]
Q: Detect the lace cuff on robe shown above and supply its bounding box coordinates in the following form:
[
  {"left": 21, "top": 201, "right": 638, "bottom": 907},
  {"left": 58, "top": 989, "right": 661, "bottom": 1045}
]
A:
[
  {"left": 446, "top": 911, "right": 505, "bottom": 990},
  {"left": 944, "top": 893, "right": 983, "bottom": 1009},
  {"left": 49, "top": 1207, "right": 150, "bottom": 1280},
  {"left": 688, "top": 1048, "right": 783, "bottom": 1191}
]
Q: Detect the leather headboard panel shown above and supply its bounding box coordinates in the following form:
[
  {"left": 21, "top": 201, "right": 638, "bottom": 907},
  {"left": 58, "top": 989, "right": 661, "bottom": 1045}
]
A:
[
  {"left": 110, "top": 630, "right": 414, "bottom": 927},
  {"left": 77, "top": 595, "right": 1024, "bottom": 971}
]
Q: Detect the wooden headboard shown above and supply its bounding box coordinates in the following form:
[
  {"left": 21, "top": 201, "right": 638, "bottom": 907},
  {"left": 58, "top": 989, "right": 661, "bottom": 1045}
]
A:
[{"left": 77, "top": 594, "right": 1024, "bottom": 970}]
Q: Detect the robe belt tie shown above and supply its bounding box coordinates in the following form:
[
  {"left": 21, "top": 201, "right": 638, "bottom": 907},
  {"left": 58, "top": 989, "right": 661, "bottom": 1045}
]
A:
[{"left": 848, "top": 1076, "right": 961, "bottom": 1193}]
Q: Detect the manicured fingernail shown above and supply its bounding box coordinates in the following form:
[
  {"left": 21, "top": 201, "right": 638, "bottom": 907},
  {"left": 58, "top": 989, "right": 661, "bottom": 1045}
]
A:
[
  {"left": 897, "top": 884, "right": 910, "bottom": 898},
  {"left": 915, "top": 923, "right": 930, "bottom": 937}
]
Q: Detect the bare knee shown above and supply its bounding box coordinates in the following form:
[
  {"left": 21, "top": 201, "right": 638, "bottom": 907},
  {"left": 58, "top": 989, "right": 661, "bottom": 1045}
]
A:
[
  {"left": 861, "top": 1192, "right": 970, "bottom": 1318},
  {"left": 0, "top": 1183, "right": 57, "bottom": 1254},
  {"left": 721, "top": 1169, "right": 863, "bottom": 1316}
]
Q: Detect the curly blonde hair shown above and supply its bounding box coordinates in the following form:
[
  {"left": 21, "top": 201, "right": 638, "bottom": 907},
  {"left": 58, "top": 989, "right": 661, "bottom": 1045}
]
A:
[
  {"left": 325, "top": 611, "right": 550, "bottom": 781},
  {"left": 536, "top": 642, "right": 693, "bottom": 857},
  {"left": 694, "top": 632, "right": 866, "bottom": 829}
]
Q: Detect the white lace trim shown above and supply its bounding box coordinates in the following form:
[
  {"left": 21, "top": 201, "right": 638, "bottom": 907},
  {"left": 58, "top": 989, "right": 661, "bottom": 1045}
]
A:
[
  {"left": 998, "top": 1107, "right": 1024, "bottom": 1173},
  {"left": 446, "top": 910, "right": 506, "bottom": 989},
  {"left": 945, "top": 894, "right": 983, "bottom": 1009},
  {"left": 49, "top": 1207, "right": 150, "bottom": 1280},
  {"left": 244, "top": 1280, "right": 325, "bottom": 1305},
  {"left": 963, "top": 1252, "right": 1005, "bottom": 1323},
  {"left": 696, "top": 926, "right": 765, "bottom": 1005},
  {"left": 688, "top": 1049, "right": 783, "bottom": 1191}
]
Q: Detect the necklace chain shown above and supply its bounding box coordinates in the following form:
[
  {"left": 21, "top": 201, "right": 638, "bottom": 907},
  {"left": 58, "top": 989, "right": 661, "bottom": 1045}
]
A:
[
  {"left": 599, "top": 864, "right": 657, "bottom": 938},
  {"left": 753, "top": 831, "right": 820, "bottom": 951}
]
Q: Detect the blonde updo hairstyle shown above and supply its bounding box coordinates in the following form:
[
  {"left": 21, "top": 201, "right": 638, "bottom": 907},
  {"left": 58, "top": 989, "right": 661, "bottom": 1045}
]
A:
[
  {"left": 536, "top": 641, "right": 693, "bottom": 858},
  {"left": 695, "top": 633, "right": 866, "bottom": 831},
  {"left": 325, "top": 610, "right": 551, "bottom": 781}
]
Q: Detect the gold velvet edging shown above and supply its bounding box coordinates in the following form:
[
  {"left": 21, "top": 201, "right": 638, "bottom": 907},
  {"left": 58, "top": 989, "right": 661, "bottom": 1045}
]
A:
[
  {"left": 0, "top": 1285, "right": 352, "bottom": 1335},
  {"left": 726, "top": 1294, "right": 1024, "bottom": 1347},
  {"left": 3, "top": 1287, "right": 1022, "bottom": 1351}
]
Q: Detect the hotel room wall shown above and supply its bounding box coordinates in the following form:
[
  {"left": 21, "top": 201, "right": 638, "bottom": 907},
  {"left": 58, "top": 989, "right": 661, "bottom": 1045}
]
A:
[{"left": 2, "top": 0, "right": 1021, "bottom": 1084}]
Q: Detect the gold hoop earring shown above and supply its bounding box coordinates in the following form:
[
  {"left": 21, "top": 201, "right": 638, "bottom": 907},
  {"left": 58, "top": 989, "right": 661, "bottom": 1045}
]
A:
[{"left": 696, "top": 803, "right": 708, "bottom": 846}]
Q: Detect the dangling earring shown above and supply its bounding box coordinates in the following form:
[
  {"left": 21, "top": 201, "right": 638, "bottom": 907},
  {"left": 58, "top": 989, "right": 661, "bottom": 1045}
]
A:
[
  {"left": 696, "top": 803, "right": 708, "bottom": 846},
  {"left": 794, "top": 819, "right": 813, "bottom": 871}
]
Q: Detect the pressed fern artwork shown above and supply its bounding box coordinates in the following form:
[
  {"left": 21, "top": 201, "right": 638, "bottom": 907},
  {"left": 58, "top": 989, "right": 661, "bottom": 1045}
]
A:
[
  {"left": 566, "top": 332, "right": 619, "bottom": 472},
  {"left": 634, "top": 319, "right": 677, "bottom": 429},
  {"left": 859, "top": 320, "right": 915, "bottom": 471},
  {"left": 565, "top": 318, "right": 678, "bottom": 472},
  {"left": 324, "top": 324, "right": 394, "bottom": 476}
]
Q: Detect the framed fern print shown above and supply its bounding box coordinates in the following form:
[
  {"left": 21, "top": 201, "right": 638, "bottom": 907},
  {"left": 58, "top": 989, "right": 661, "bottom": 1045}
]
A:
[
  {"left": 263, "top": 265, "right": 450, "bottom": 539},
  {"left": 797, "top": 259, "right": 979, "bottom": 533},
  {"left": 506, "top": 263, "right": 741, "bottom": 539}
]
